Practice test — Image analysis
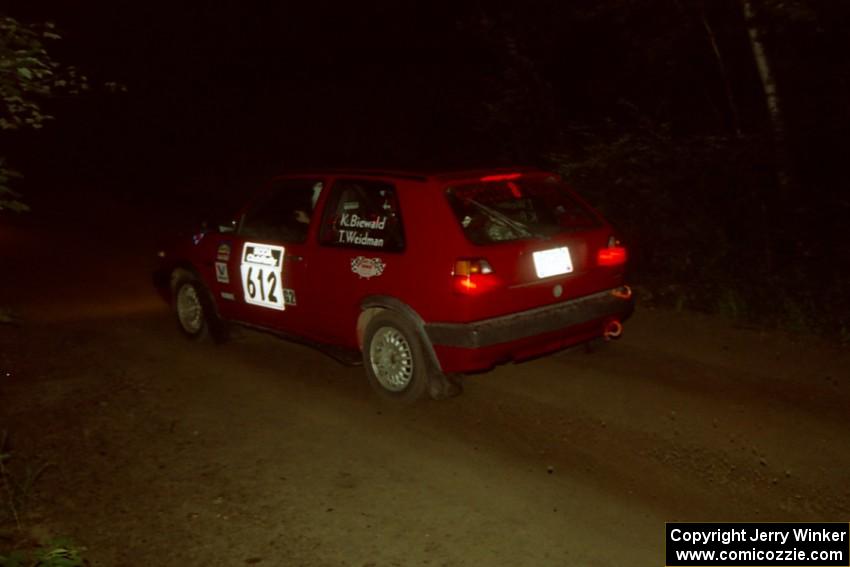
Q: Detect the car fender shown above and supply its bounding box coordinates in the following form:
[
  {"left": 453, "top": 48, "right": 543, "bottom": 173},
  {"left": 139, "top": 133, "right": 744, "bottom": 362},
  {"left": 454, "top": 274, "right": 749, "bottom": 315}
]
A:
[
  {"left": 165, "top": 262, "right": 223, "bottom": 317},
  {"left": 358, "top": 295, "right": 443, "bottom": 373},
  {"left": 153, "top": 258, "right": 198, "bottom": 304}
]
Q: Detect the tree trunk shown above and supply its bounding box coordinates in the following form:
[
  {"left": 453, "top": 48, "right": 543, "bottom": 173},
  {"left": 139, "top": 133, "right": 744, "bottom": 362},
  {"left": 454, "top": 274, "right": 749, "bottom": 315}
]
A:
[
  {"left": 699, "top": 1, "right": 742, "bottom": 137},
  {"left": 741, "top": 0, "right": 790, "bottom": 191}
]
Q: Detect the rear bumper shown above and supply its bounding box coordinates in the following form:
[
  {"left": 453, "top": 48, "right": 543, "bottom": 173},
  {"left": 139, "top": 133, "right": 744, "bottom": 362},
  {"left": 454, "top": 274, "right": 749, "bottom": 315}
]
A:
[
  {"left": 424, "top": 286, "right": 634, "bottom": 372},
  {"left": 425, "top": 286, "right": 634, "bottom": 349}
]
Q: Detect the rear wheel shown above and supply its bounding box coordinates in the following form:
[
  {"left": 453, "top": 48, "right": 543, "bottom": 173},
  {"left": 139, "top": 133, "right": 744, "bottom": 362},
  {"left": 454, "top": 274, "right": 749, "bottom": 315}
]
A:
[{"left": 362, "top": 311, "right": 432, "bottom": 402}]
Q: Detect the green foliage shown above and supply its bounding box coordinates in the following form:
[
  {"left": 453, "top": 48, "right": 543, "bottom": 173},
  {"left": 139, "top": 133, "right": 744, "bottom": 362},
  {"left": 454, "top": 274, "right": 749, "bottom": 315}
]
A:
[
  {"left": 0, "top": 432, "right": 51, "bottom": 530},
  {"left": 0, "top": 308, "right": 17, "bottom": 325},
  {"left": 547, "top": 118, "right": 846, "bottom": 337},
  {"left": 0, "top": 17, "right": 88, "bottom": 132},
  {"left": 757, "top": 0, "right": 819, "bottom": 32},
  {"left": 1, "top": 433, "right": 83, "bottom": 567},
  {"left": 0, "top": 16, "right": 90, "bottom": 212},
  {"left": 0, "top": 539, "right": 86, "bottom": 567},
  {"left": 0, "top": 430, "right": 20, "bottom": 530},
  {"left": 0, "top": 159, "right": 27, "bottom": 213},
  {"left": 549, "top": 120, "right": 775, "bottom": 290},
  {"left": 716, "top": 288, "right": 749, "bottom": 322}
]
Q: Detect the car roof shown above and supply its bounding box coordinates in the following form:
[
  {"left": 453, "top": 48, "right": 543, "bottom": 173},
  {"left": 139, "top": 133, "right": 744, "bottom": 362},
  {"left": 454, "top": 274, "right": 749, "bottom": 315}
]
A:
[{"left": 271, "top": 166, "right": 552, "bottom": 184}]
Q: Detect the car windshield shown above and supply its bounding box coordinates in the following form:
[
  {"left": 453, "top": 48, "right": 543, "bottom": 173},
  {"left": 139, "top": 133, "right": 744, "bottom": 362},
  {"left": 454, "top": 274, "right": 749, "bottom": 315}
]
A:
[{"left": 446, "top": 177, "right": 601, "bottom": 245}]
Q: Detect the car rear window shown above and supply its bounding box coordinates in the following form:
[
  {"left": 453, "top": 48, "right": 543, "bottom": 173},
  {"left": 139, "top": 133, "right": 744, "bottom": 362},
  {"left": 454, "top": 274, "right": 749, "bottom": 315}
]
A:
[
  {"left": 445, "top": 177, "right": 600, "bottom": 245},
  {"left": 318, "top": 179, "right": 405, "bottom": 252}
]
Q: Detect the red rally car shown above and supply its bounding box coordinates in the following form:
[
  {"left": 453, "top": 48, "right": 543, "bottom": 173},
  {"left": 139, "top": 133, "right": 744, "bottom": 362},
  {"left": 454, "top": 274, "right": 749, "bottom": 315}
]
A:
[{"left": 154, "top": 168, "right": 634, "bottom": 401}]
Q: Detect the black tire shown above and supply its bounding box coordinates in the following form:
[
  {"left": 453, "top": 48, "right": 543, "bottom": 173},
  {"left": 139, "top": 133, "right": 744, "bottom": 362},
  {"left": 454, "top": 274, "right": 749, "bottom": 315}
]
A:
[
  {"left": 362, "top": 311, "right": 434, "bottom": 402},
  {"left": 170, "top": 269, "right": 227, "bottom": 342}
]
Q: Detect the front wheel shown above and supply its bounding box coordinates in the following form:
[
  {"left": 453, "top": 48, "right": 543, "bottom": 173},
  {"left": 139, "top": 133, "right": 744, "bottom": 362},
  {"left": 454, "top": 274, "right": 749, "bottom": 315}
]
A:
[
  {"left": 362, "top": 311, "right": 433, "bottom": 402},
  {"left": 171, "top": 269, "right": 226, "bottom": 342}
]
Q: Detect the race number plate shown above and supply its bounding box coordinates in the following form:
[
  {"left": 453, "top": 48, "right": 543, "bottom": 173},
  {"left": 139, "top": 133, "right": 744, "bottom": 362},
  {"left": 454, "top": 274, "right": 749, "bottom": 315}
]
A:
[
  {"left": 241, "top": 242, "right": 285, "bottom": 310},
  {"left": 533, "top": 246, "right": 573, "bottom": 279}
]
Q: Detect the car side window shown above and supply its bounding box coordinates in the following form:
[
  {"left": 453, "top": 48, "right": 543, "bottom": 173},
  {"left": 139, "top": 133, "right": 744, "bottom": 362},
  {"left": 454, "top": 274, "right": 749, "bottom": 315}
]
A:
[
  {"left": 239, "top": 178, "right": 324, "bottom": 243},
  {"left": 318, "top": 179, "right": 405, "bottom": 252}
]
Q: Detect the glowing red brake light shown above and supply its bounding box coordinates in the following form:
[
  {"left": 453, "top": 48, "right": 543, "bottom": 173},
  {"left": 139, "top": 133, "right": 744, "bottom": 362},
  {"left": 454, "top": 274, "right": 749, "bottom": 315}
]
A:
[
  {"left": 453, "top": 259, "right": 497, "bottom": 294},
  {"left": 480, "top": 173, "right": 522, "bottom": 182},
  {"left": 597, "top": 246, "right": 627, "bottom": 267}
]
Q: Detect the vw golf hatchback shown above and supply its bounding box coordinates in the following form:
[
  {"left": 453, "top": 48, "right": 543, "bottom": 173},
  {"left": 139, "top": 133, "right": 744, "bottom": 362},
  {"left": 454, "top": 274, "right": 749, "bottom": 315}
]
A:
[{"left": 155, "top": 168, "right": 634, "bottom": 401}]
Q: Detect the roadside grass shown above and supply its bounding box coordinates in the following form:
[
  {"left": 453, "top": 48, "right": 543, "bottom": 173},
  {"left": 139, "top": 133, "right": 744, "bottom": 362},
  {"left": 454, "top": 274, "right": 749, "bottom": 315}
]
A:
[
  {"left": 0, "top": 539, "right": 86, "bottom": 567},
  {"left": 0, "top": 432, "right": 86, "bottom": 567},
  {"left": 0, "top": 309, "right": 16, "bottom": 326}
]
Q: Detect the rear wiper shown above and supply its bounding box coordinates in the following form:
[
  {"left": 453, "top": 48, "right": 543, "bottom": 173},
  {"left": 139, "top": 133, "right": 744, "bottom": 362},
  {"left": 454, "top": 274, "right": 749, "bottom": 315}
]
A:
[{"left": 467, "top": 199, "right": 547, "bottom": 240}]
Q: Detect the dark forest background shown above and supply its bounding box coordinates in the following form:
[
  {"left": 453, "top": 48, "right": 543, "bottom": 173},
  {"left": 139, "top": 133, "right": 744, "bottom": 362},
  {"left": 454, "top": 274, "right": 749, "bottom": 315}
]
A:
[{"left": 3, "top": 0, "right": 849, "bottom": 338}]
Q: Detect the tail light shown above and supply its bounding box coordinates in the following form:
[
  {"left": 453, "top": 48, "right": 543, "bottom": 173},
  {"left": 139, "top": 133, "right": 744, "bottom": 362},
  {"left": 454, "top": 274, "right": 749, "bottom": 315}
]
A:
[
  {"left": 453, "top": 258, "right": 498, "bottom": 294},
  {"left": 597, "top": 236, "right": 627, "bottom": 267}
]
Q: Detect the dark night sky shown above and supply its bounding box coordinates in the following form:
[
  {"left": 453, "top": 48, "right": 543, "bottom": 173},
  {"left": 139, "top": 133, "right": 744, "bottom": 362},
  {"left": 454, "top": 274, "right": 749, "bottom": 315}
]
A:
[
  {"left": 6, "top": 2, "right": 849, "bottom": 213},
  {"left": 11, "top": 2, "right": 539, "bottom": 193},
  {"left": 6, "top": 2, "right": 742, "bottom": 189}
]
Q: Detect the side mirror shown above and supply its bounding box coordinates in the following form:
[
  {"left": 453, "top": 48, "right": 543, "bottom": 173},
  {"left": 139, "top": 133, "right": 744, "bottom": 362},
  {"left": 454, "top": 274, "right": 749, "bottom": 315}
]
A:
[{"left": 218, "top": 220, "right": 236, "bottom": 233}]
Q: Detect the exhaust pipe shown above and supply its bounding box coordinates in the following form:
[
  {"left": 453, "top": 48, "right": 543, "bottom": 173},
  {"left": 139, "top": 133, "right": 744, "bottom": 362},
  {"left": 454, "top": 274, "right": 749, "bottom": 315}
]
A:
[{"left": 603, "top": 319, "right": 623, "bottom": 340}]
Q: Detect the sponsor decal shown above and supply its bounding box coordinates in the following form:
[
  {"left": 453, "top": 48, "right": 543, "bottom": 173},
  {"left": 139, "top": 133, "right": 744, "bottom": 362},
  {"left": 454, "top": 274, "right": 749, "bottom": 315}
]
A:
[
  {"left": 245, "top": 246, "right": 279, "bottom": 266},
  {"left": 216, "top": 243, "right": 231, "bottom": 261},
  {"left": 350, "top": 256, "right": 385, "bottom": 279},
  {"left": 340, "top": 213, "right": 387, "bottom": 230},
  {"left": 335, "top": 214, "right": 389, "bottom": 248},
  {"left": 215, "top": 262, "right": 230, "bottom": 283},
  {"left": 221, "top": 291, "right": 235, "bottom": 300},
  {"left": 338, "top": 230, "right": 384, "bottom": 247},
  {"left": 283, "top": 288, "right": 297, "bottom": 306}
]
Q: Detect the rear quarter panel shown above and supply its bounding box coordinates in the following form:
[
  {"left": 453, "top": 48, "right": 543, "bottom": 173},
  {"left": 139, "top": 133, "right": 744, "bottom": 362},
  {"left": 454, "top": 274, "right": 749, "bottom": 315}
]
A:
[{"left": 380, "top": 178, "right": 474, "bottom": 323}]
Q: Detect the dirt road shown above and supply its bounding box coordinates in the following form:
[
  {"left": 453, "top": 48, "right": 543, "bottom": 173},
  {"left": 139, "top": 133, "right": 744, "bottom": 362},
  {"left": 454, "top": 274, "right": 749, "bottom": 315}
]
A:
[{"left": 1, "top": 210, "right": 848, "bottom": 565}]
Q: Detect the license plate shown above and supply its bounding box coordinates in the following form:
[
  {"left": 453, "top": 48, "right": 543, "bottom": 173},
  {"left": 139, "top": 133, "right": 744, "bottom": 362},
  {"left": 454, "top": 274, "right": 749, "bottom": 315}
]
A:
[{"left": 533, "top": 246, "right": 573, "bottom": 279}]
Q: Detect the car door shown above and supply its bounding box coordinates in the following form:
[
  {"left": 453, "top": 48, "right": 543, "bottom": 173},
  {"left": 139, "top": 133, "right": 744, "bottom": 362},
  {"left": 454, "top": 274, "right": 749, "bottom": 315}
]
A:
[
  {"left": 211, "top": 177, "right": 325, "bottom": 335},
  {"left": 306, "top": 177, "right": 407, "bottom": 348}
]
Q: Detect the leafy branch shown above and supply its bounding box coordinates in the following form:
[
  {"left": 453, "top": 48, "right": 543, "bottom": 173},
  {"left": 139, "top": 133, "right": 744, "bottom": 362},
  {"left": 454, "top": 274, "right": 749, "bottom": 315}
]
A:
[
  {"left": 0, "top": 17, "right": 88, "bottom": 132},
  {"left": 0, "top": 15, "right": 99, "bottom": 212}
]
